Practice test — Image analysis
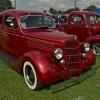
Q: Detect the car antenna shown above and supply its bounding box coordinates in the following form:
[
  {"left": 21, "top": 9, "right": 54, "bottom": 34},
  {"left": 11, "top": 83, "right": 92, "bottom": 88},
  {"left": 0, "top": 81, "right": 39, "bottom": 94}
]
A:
[
  {"left": 22, "top": 12, "right": 30, "bottom": 22},
  {"left": 43, "top": 12, "right": 47, "bottom": 17}
]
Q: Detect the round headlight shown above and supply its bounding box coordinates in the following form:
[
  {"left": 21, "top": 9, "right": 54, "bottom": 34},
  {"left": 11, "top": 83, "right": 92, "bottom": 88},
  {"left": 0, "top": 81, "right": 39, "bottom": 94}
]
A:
[
  {"left": 54, "top": 48, "right": 63, "bottom": 59},
  {"left": 84, "top": 43, "right": 90, "bottom": 52}
]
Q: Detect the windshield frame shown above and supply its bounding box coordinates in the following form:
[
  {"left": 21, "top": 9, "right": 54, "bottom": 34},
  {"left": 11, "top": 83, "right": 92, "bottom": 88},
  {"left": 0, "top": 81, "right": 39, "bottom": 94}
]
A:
[{"left": 20, "top": 15, "right": 56, "bottom": 29}]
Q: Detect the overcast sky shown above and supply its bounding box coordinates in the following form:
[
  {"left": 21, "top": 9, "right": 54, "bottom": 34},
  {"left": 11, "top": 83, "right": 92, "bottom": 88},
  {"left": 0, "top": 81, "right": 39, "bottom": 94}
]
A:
[{"left": 10, "top": 0, "right": 100, "bottom": 12}]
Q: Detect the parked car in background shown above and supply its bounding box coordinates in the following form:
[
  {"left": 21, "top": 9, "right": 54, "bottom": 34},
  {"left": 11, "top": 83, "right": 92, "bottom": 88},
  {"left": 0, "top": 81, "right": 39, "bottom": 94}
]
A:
[
  {"left": 61, "top": 14, "right": 69, "bottom": 23},
  {"left": 0, "top": 10, "right": 96, "bottom": 91},
  {"left": 56, "top": 11, "right": 100, "bottom": 55},
  {"left": 51, "top": 14, "right": 65, "bottom": 23}
]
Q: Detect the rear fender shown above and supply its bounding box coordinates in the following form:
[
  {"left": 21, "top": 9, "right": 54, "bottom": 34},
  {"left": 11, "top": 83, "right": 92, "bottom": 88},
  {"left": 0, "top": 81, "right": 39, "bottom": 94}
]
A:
[{"left": 86, "top": 35, "right": 100, "bottom": 45}]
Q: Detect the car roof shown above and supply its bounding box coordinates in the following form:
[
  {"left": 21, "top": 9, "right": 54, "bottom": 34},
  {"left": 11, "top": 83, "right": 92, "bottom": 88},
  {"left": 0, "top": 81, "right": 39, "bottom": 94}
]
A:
[
  {"left": 1, "top": 9, "right": 50, "bottom": 16},
  {"left": 70, "top": 11, "right": 99, "bottom": 16}
]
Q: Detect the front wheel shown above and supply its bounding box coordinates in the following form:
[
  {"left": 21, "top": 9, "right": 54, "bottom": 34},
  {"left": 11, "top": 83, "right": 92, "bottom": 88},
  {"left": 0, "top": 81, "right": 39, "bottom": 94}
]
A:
[
  {"left": 91, "top": 42, "right": 100, "bottom": 56},
  {"left": 23, "top": 61, "right": 43, "bottom": 91}
]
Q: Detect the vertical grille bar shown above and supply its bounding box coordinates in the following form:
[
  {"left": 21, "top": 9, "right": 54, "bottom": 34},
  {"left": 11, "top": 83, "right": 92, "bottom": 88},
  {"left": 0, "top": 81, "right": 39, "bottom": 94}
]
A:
[{"left": 65, "top": 39, "right": 81, "bottom": 77}]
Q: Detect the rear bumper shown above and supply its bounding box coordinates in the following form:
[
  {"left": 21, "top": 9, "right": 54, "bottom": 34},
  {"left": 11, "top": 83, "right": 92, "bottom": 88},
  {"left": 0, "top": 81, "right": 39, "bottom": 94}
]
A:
[{"left": 50, "top": 66, "right": 98, "bottom": 90}]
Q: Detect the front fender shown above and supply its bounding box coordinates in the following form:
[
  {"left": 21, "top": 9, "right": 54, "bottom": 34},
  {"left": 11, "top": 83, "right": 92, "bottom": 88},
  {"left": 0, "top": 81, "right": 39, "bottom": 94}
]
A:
[
  {"left": 12, "top": 50, "right": 62, "bottom": 85},
  {"left": 84, "top": 50, "right": 96, "bottom": 69}
]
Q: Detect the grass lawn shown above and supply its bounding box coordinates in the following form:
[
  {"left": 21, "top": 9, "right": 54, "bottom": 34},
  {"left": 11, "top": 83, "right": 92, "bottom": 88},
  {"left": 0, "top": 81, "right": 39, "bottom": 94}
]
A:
[{"left": 0, "top": 57, "right": 100, "bottom": 100}]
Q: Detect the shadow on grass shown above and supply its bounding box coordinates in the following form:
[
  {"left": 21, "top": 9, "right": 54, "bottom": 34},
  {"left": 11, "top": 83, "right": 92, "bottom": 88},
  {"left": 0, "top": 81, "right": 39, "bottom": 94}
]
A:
[{"left": 51, "top": 80, "right": 86, "bottom": 93}]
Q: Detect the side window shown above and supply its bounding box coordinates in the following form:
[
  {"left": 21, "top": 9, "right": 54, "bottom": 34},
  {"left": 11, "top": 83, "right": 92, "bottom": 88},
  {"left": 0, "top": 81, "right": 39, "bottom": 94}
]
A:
[
  {"left": 0, "top": 16, "right": 3, "bottom": 25},
  {"left": 71, "top": 15, "right": 84, "bottom": 24},
  {"left": 5, "top": 16, "right": 18, "bottom": 29}
]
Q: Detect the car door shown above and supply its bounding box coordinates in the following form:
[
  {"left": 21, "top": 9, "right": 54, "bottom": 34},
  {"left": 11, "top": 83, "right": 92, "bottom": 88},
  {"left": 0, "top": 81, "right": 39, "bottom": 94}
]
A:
[
  {"left": 67, "top": 15, "right": 90, "bottom": 42},
  {"left": 1, "top": 15, "right": 23, "bottom": 58}
]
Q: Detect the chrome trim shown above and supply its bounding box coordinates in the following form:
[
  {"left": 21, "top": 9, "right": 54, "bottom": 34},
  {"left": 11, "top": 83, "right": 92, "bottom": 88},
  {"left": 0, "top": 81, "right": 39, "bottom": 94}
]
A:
[
  {"left": 69, "top": 69, "right": 80, "bottom": 71},
  {"left": 68, "top": 60, "right": 81, "bottom": 64},
  {"left": 65, "top": 45, "right": 80, "bottom": 49},
  {"left": 20, "top": 15, "right": 56, "bottom": 29},
  {"left": 66, "top": 53, "right": 80, "bottom": 56}
]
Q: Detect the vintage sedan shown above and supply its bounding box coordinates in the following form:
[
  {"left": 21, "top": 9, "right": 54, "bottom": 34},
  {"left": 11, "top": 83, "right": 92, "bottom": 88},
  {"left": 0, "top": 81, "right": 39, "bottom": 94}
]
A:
[{"left": 0, "top": 10, "right": 96, "bottom": 91}]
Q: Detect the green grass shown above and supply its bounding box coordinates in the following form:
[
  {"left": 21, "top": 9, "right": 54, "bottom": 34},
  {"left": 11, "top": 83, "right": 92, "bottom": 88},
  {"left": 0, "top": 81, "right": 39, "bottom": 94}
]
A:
[{"left": 0, "top": 57, "right": 100, "bottom": 100}]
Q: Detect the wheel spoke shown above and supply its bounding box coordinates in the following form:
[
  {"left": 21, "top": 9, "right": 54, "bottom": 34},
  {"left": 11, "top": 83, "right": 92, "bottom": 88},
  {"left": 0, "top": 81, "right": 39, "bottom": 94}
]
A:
[{"left": 95, "top": 46, "right": 100, "bottom": 51}]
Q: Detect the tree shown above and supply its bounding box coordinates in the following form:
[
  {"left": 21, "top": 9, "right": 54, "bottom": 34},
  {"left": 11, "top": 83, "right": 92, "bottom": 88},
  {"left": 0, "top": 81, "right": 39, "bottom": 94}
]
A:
[
  {"left": 83, "top": 5, "right": 97, "bottom": 11},
  {"left": 0, "top": 0, "right": 14, "bottom": 12},
  {"left": 66, "top": 7, "right": 80, "bottom": 14},
  {"left": 75, "top": 7, "right": 80, "bottom": 11},
  {"left": 43, "top": 10, "right": 47, "bottom": 13},
  {"left": 66, "top": 8, "right": 74, "bottom": 14},
  {"left": 57, "top": 10, "right": 62, "bottom": 14},
  {"left": 49, "top": 7, "right": 57, "bottom": 14},
  {"left": 62, "top": 11, "right": 66, "bottom": 14}
]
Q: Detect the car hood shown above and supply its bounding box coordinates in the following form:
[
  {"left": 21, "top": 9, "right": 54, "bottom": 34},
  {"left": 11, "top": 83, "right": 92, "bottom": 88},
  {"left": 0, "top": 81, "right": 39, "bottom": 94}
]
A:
[{"left": 22, "top": 29, "right": 76, "bottom": 43}]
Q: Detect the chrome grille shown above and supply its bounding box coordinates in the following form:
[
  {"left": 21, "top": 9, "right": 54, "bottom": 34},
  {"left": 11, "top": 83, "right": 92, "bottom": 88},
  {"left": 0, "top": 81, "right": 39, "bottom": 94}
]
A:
[{"left": 65, "top": 39, "right": 81, "bottom": 77}]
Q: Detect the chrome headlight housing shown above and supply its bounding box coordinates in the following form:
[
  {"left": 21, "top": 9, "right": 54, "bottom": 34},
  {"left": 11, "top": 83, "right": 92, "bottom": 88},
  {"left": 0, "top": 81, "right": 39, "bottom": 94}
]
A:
[
  {"left": 54, "top": 48, "right": 63, "bottom": 59},
  {"left": 84, "top": 43, "right": 90, "bottom": 52}
]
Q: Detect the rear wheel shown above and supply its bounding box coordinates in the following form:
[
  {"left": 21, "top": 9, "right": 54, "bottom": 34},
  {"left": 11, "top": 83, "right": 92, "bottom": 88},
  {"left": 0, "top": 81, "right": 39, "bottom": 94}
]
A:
[
  {"left": 23, "top": 61, "right": 43, "bottom": 91},
  {"left": 92, "top": 42, "right": 100, "bottom": 56}
]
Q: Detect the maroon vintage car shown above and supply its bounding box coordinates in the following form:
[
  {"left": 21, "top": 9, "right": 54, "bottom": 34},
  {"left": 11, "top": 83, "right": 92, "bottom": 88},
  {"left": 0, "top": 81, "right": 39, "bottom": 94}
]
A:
[
  {"left": 56, "top": 11, "right": 100, "bottom": 56},
  {"left": 0, "top": 10, "right": 96, "bottom": 91}
]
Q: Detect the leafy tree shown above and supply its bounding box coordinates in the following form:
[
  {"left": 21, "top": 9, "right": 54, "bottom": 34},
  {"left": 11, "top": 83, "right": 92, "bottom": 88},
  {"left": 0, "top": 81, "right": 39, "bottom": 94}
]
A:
[
  {"left": 62, "top": 11, "right": 66, "bottom": 14},
  {"left": 66, "top": 8, "right": 74, "bottom": 14},
  {"left": 66, "top": 7, "right": 80, "bottom": 14},
  {"left": 75, "top": 7, "right": 80, "bottom": 11},
  {"left": 83, "top": 5, "right": 97, "bottom": 11},
  {"left": 49, "top": 7, "right": 57, "bottom": 14},
  {"left": 57, "top": 10, "right": 62, "bottom": 14},
  {"left": 0, "top": 0, "right": 14, "bottom": 12},
  {"left": 43, "top": 10, "right": 47, "bottom": 13}
]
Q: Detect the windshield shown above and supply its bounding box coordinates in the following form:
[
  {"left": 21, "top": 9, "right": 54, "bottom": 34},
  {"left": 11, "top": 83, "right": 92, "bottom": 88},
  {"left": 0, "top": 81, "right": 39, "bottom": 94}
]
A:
[
  {"left": 86, "top": 15, "right": 100, "bottom": 24},
  {"left": 20, "top": 15, "right": 55, "bottom": 29}
]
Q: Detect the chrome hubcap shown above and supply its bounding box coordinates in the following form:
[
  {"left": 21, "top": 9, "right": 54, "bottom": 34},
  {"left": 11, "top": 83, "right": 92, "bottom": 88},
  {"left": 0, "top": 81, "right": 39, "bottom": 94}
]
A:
[
  {"left": 25, "top": 65, "right": 35, "bottom": 85},
  {"left": 92, "top": 43, "right": 100, "bottom": 55}
]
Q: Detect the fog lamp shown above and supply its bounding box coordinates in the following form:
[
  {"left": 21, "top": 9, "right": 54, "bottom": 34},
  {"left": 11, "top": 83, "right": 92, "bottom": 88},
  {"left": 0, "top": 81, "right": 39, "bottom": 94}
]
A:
[{"left": 81, "top": 53, "right": 86, "bottom": 57}]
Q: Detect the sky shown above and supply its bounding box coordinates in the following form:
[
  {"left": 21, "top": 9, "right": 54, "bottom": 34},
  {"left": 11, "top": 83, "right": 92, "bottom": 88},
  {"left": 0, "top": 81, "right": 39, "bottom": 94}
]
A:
[{"left": 10, "top": 0, "right": 100, "bottom": 12}]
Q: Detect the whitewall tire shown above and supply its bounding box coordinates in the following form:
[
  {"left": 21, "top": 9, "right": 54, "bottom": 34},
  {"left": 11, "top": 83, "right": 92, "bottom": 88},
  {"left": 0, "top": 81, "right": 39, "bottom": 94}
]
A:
[{"left": 23, "top": 61, "right": 43, "bottom": 91}]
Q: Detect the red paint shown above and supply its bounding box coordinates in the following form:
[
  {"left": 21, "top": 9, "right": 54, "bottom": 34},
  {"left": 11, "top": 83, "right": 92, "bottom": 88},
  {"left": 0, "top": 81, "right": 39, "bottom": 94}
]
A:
[
  {"left": 0, "top": 10, "right": 95, "bottom": 85},
  {"left": 56, "top": 11, "right": 100, "bottom": 44}
]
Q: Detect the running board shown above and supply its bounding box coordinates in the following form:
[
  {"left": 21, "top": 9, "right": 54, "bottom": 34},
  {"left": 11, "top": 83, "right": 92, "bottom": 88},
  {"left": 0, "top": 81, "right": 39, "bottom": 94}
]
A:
[{"left": 0, "top": 50, "right": 18, "bottom": 67}]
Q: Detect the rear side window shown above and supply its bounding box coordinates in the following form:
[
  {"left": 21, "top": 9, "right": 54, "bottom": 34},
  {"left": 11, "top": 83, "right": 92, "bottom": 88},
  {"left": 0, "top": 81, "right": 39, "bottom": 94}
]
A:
[
  {"left": 5, "top": 15, "right": 18, "bottom": 29},
  {"left": 0, "top": 16, "right": 3, "bottom": 24},
  {"left": 86, "top": 15, "right": 100, "bottom": 24}
]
